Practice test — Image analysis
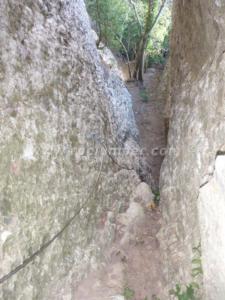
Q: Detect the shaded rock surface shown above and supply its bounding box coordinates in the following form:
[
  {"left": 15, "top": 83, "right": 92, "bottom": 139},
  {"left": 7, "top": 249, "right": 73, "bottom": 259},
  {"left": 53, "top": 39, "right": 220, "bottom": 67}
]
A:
[
  {"left": 198, "top": 155, "right": 225, "bottom": 300},
  {"left": 0, "top": 0, "right": 144, "bottom": 299},
  {"left": 159, "top": 1, "right": 225, "bottom": 298}
]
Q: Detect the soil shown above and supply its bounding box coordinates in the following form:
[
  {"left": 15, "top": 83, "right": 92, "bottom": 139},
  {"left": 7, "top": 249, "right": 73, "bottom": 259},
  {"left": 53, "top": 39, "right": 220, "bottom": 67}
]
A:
[{"left": 127, "top": 68, "right": 167, "bottom": 188}]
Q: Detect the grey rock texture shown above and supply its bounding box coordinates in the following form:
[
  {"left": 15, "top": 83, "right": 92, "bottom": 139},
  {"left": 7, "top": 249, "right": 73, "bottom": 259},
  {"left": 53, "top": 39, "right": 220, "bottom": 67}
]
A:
[
  {"left": 199, "top": 155, "right": 225, "bottom": 300},
  {"left": 0, "top": 0, "right": 142, "bottom": 299},
  {"left": 159, "top": 0, "right": 225, "bottom": 298},
  {"left": 132, "top": 182, "right": 154, "bottom": 203}
]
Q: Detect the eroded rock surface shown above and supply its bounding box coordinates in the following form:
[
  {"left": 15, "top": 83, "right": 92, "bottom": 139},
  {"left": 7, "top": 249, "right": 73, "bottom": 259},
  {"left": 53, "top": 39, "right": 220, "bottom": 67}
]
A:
[
  {"left": 160, "top": 1, "right": 225, "bottom": 298},
  {"left": 0, "top": 1, "right": 143, "bottom": 299}
]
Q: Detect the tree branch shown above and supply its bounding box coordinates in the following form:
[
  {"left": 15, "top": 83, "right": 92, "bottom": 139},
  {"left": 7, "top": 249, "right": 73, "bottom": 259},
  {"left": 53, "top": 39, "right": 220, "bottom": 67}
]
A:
[
  {"left": 150, "top": 0, "right": 167, "bottom": 34},
  {"left": 128, "top": 0, "right": 142, "bottom": 34}
]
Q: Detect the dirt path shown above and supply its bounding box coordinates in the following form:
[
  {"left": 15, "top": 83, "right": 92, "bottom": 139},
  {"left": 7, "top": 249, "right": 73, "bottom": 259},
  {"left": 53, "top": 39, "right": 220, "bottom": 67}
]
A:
[
  {"left": 127, "top": 68, "right": 167, "bottom": 188},
  {"left": 72, "top": 68, "right": 167, "bottom": 300},
  {"left": 74, "top": 205, "right": 164, "bottom": 300}
]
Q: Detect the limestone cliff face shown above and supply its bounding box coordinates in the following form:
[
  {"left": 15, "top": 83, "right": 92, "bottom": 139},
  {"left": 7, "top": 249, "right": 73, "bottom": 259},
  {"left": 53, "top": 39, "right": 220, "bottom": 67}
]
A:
[
  {"left": 160, "top": 1, "right": 225, "bottom": 298},
  {"left": 0, "top": 1, "right": 142, "bottom": 299}
]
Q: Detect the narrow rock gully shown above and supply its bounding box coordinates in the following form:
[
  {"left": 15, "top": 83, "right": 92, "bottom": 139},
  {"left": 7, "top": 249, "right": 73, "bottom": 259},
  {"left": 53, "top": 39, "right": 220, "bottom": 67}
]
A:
[{"left": 74, "top": 67, "right": 167, "bottom": 300}]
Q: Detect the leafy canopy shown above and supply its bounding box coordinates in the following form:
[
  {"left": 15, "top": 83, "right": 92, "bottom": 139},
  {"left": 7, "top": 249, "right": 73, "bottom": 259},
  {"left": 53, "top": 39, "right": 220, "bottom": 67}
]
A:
[{"left": 86, "top": 0, "right": 172, "bottom": 64}]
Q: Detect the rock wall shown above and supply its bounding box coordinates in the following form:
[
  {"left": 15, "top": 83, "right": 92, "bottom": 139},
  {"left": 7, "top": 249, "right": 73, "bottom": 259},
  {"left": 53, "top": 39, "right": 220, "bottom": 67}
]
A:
[
  {"left": 198, "top": 155, "right": 225, "bottom": 300},
  {"left": 0, "top": 1, "right": 142, "bottom": 299},
  {"left": 160, "top": 1, "right": 225, "bottom": 298}
]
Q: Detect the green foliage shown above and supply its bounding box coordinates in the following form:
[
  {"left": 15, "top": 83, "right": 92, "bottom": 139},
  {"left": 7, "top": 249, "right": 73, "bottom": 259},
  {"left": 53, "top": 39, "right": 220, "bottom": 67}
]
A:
[
  {"left": 146, "top": 1, "right": 172, "bottom": 65},
  {"left": 123, "top": 287, "right": 135, "bottom": 300},
  {"left": 121, "top": 2, "right": 146, "bottom": 59},
  {"left": 169, "top": 243, "right": 203, "bottom": 300},
  {"left": 152, "top": 296, "right": 160, "bottom": 300},
  {"left": 155, "top": 243, "right": 203, "bottom": 300},
  {"left": 153, "top": 189, "right": 160, "bottom": 205},
  {"left": 169, "top": 283, "right": 198, "bottom": 300},
  {"left": 139, "top": 88, "right": 149, "bottom": 102},
  {"left": 86, "top": 0, "right": 171, "bottom": 64},
  {"left": 191, "top": 243, "right": 203, "bottom": 278},
  {"left": 86, "top": 0, "right": 129, "bottom": 49}
]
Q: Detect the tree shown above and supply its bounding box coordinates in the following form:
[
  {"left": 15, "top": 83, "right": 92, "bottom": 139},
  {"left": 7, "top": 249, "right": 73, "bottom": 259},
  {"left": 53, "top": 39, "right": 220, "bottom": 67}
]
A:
[
  {"left": 146, "top": 1, "right": 172, "bottom": 65},
  {"left": 133, "top": 0, "right": 166, "bottom": 81},
  {"left": 86, "top": 0, "right": 170, "bottom": 80},
  {"left": 86, "top": 0, "right": 130, "bottom": 49}
]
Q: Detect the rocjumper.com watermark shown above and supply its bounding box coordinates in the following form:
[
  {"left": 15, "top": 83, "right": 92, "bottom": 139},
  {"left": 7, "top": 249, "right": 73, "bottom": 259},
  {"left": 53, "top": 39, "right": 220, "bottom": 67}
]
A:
[{"left": 75, "top": 145, "right": 167, "bottom": 162}]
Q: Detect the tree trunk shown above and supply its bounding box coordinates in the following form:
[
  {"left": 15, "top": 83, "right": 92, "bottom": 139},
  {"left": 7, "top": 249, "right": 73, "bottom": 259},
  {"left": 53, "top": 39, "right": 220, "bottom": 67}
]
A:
[
  {"left": 96, "top": 32, "right": 102, "bottom": 48},
  {"left": 96, "top": 0, "right": 103, "bottom": 49},
  {"left": 133, "top": 35, "right": 148, "bottom": 81},
  {"left": 114, "top": 35, "right": 132, "bottom": 79},
  {"left": 133, "top": 0, "right": 166, "bottom": 81}
]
